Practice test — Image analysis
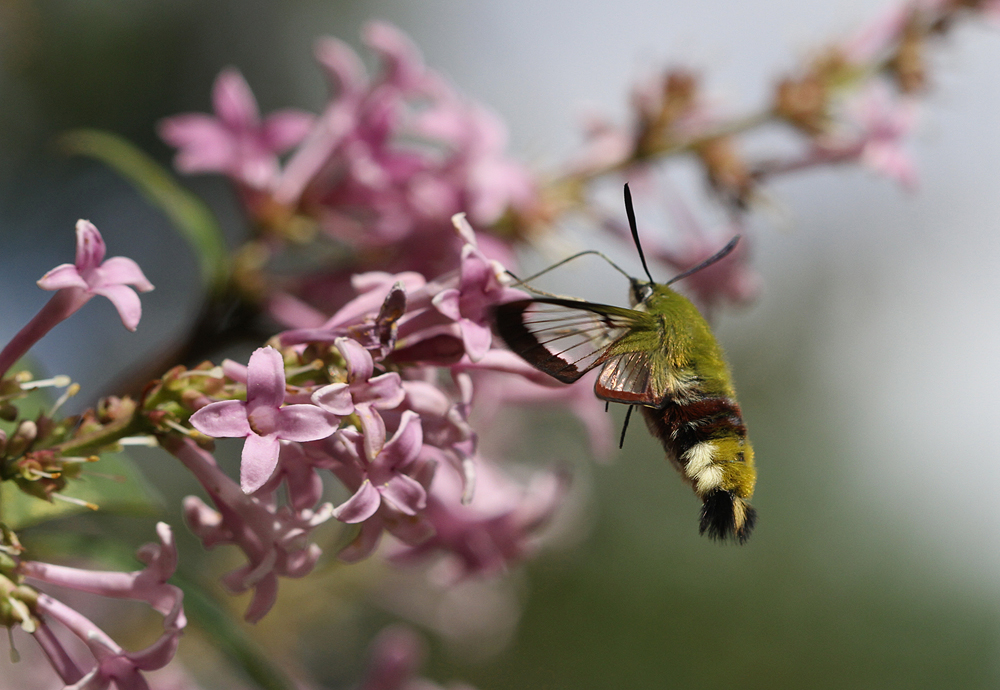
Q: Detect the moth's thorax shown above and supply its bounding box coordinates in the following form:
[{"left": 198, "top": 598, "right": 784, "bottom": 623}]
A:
[{"left": 629, "top": 280, "right": 695, "bottom": 317}]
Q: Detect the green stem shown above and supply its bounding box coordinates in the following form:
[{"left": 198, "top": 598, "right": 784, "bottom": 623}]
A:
[{"left": 52, "top": 412, "right": 151, "bottom": 457}]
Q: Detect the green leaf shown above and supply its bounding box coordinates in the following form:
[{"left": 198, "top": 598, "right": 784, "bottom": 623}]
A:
[
  {"left": 176, "top": 574, "right": 297, "bottom": 690},
  {"left": 0, "top": 452, "right": 162, "bottom": 530},
  {"left": 57, "top": 129, "right": 230, "bottom": 295}
]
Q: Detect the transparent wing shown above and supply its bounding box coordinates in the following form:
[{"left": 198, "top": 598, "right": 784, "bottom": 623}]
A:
[{"left": 494, "top": 298, "right": 653, "bottom": 383}]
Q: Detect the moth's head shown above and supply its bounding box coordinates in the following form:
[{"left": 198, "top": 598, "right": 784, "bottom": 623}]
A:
[{"left": 628, "top": 278, "right": 655, "bottom": 307}]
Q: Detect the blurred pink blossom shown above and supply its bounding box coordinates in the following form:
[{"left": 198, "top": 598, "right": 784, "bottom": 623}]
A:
[
  {"left": 845, "top": 83, "right": 919, "bottom": 189},
  {"left": 389, "top": 458, "right": 569, "bottom": 579},
  {"left": 276, "top": 22, "right": 534, "bottom": 233},
  {"left": 159, "top": 68, "right": 314, "bottom": 190},
  {"left": 358, "top": 626, "right": 478, "bottom": 690}
]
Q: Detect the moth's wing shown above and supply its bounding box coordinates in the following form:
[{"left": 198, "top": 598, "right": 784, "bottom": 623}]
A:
[
  {"left": 594, "top": 348, "right": 665, "bottom": 406},
  {"left": 493, "top": 298, "right": 652, "bottom": 383}
]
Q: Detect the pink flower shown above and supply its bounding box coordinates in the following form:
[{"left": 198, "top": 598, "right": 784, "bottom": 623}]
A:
[
  {"left": 272, "top": 22, "right": 534, "bottom": 267},
  {"left": 189, "top": 346, "right": 339, "bottom": 493},
  {"left": 846, "top": 83, "right": 919, "bottom": 189},
  {"left": 0, "top": 220, "right": 153, "bottom": 378},
  {"left": 159, "top": 68, "right": 314, "bottom": 189},
  {"left": 37, "top": 219, "right": 155, "bottom": 331},
  {"left": 412, "top": 94, "right": 537, "bottom": 225},
  {"left": 312, "top": 337, "right": 405, "bottom": 460},
  {"left": 454, "top": 350, "right": 614, "bottom": 459},
  {"left": 384, "top": 377, "right": 477, "bottom": 480},
  {"left": 298, "top": 413, "right": 435, "bottom": 563},
  {"left": 327, "top": 410, "right": 429, "bottom": 523},
  {"left": 20, "top": 523, "right": 186, "bottom": 690},
  {"left": 358, "top": 625, "right": 479, "bottom": 690},
  {"left": 429, "top": 215, "right": 526, "bottom": 361},
  {"left": 165, "top": 436, "right": 333, "bottom": 622},
  {"left": 390, "top": 458, "right": 569, "bottom": 579}
]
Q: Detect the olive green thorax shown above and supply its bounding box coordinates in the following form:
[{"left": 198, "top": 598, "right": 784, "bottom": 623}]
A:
[{"left": 628, "top": 278, "right": 737, "bottom": 400}]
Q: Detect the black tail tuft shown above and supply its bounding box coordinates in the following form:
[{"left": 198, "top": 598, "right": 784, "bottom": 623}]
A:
[{"left": 699, "top": 490, "right": 757, "bottom": 544}]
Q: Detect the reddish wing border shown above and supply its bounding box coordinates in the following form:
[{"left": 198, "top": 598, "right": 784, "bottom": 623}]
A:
[{"left": 595, "top": 350, "right": 661, "bottom": 405}]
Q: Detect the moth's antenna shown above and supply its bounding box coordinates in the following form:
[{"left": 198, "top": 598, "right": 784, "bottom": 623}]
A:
[
  {"left": 665, "top": 235, "right": 741, "bottom": 287},
  {"left": 507, "top": 250, "right": 633, "bottom": 288},
  {"left": 623, "top": 183, "right": 656, "bottom": 283}
]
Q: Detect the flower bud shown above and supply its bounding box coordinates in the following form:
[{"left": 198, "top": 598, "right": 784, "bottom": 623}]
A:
[{"left": 7, "top": 420, "right": 37, "bottom": 458}]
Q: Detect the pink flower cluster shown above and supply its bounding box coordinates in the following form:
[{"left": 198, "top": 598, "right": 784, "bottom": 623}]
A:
[
  {"left": 178, "top": 216, "right": 592, "bottom": 620},
  {"left": 160, "top": 21, "right": 536, "bottom": 281}
]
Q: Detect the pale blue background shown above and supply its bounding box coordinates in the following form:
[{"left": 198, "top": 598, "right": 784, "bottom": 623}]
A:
[{"left": 2, "top": 1, "right": 1000, "bottom": 687}]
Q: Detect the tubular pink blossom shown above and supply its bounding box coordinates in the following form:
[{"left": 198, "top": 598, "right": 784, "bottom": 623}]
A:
[
  {"left": 165, "top": 435, "right": 332, "bottom": 622},
  {"left": 0, "top": 220, "right": 153, "bottom": 378},
  {"left": 267, "top": 21, "right": 537, "bottom": 272},
  {"left": 326, "top": 410, "right": 429, "bottom": 521},
  {"left": 31, "top": 621, "right": 84, "bottom": 685},
  {"left": 21, "top": 524, "right": 186, "bottom": 690},
  {"left": 22, "top": 523, "right": 184, "bottom": 624},
  {"left": 38, "top": 220, "right": 155, "bottom": 329},
  {"left": 389, "top": 459, "right": 569, "bottom": 579}
]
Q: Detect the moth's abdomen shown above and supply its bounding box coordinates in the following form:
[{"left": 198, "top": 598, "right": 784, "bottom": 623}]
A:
[{"left": 641, "top": 396, "right": 757, "bottom": 544}]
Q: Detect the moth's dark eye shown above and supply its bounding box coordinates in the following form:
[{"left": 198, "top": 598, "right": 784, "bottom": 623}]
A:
[{"left": 630, "top": 282, "right": 654, "bottom": 305}]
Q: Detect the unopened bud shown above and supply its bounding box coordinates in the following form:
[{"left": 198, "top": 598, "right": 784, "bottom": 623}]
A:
[
  {"left": 774, "top": 74, "right": 828, "bottom": 135},
  {"left": 7, "top": 421, "right": 37, "bottom": 457}
]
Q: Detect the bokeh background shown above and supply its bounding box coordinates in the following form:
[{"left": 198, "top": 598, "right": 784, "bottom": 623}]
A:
[{"left": 3, "top": 1, "right": 1000, "bottom": 688}]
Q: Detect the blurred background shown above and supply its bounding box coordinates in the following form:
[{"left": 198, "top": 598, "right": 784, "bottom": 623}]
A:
[{"left": 3, "top": 0, "right": 1000, "bottom": 688}]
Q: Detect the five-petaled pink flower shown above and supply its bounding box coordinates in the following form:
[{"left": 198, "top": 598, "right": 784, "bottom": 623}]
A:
[
  {"left": 190, "top": 346, "right": 339, "bottom": 493},
  {"left": 37, "top": 219, "right": 155, "bottom": 332}
]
